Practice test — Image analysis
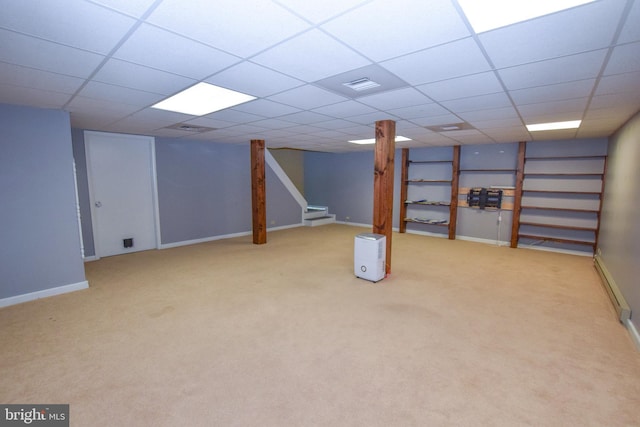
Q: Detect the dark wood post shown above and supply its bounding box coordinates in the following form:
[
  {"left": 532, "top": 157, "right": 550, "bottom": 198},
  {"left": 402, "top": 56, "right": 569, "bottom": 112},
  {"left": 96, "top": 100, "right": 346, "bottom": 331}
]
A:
[
  {"left": 510, "top": 141, "right": 526, "bottom": 248},
  {"left": 251, "top": 139, "right": 266, "bottom": 244},
  {"left": 448, "top": 145, "right": 461, "bottom": 240},
  {"left": 373, "top": 120, "right": 395, "bottom": 275}
]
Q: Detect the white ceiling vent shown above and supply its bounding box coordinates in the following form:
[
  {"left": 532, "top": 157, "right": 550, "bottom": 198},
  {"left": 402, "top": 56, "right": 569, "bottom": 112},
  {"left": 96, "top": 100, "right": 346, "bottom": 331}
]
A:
[
  {"left": 166, "top": 123, "right": 216, "bottom": 133},
  {"left": 342, "top": 77, "right": 381, "bottom": 92}
]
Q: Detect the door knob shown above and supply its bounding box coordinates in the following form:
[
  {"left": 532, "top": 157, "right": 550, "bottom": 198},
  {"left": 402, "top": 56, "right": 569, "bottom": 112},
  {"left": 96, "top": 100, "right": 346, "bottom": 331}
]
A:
[{"left": 95, "top": 201, "right": 102, "bottom": 208}]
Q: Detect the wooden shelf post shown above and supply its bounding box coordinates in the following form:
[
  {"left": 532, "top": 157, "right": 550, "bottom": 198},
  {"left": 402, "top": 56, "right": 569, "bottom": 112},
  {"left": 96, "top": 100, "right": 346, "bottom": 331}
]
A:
[
  {"left": 399, "top": 148, "right": 409, "bottom": 233},
  {"left": 448, "top": 145, "right": 460, "bottom": 240},
  {"left": 510, "top": 141, "right": 526, "bottom": 248}
]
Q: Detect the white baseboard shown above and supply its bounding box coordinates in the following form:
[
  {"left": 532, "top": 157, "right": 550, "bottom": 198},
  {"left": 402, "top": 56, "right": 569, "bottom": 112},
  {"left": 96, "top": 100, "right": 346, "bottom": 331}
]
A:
[
  {"left": 625, "top": 319, "right": 640, "bottom": 352},
  {"left": 83, "top": 255, "right": 99, "bottom": 262},
  {"left": 0, "top": 280, "right": 89, "bottom": 308},
  {"left": 456, "top": 235, "right": 511, "bottom": 247},
  {"left": 335, "top": 221, "right": 371, "bottom": 229},
  {"left": 159, "top": 224, "right": 304, "bottom": 250},
  {"left": 159, "top": 231, "right": 252, "bottom": 249}
]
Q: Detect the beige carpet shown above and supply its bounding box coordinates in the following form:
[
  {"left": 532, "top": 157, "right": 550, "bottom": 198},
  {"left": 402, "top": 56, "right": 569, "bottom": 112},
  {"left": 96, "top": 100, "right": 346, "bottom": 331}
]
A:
[{"left": 1, "top": 224, "right": 639, "bottom": 426}]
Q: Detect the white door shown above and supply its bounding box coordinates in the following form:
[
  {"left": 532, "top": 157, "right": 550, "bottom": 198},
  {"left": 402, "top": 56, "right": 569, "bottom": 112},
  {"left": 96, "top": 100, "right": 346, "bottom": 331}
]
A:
[{"left": 85, "top": 131, "right": 159, "bottom": 258}]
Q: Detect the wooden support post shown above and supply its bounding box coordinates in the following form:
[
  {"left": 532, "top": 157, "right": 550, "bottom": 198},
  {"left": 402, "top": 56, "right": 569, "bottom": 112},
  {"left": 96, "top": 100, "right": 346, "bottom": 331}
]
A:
[
  {"left": 448, "top": 145, "right": 461, "bottom": 240},
  {"left": 251, "top": 139, "right": 266, "bottom": 245},
  {"left": 510, "top": 141, "right": 526, "bottom": 248},
  {"left": 373, "top": 120, "right": 395, "bottom": 275},
  {"left": 399, "top": 148, "right": 409, "bottom": 233}
]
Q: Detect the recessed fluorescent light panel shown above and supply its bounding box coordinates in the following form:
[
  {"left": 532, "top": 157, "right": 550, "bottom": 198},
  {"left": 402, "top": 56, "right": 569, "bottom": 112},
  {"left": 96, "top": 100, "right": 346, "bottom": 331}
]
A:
[
  {"left": 457, "top": 0, "right": 596, "bottom": 33},
  {"left": 526, "top": 120, "right": 581, "bottom": 132},
  {"left": 349, "top": 136, "right": 412, "bottom": 145},
  {"left": 151, "top": 82, "right": 256, "bottom": 116}
]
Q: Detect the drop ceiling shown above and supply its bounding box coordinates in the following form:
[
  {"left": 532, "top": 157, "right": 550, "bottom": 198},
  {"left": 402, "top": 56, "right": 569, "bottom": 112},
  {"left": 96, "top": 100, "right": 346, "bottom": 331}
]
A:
[{"left": 0, "top": 0, "right": 638, "bottom": 152}]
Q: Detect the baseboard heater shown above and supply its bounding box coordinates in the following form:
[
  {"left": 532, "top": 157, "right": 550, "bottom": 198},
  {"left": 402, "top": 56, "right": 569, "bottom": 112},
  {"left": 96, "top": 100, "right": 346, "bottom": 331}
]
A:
[{"left": 594, "top": 255, "right": 631, "bottom": 323}]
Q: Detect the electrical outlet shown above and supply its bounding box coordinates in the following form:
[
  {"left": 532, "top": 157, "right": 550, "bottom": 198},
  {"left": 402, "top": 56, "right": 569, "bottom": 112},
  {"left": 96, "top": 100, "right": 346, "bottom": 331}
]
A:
[
  {"left": 346, "top": 216, "right": 350, "bottom": 221},
  {"left": 270, "top": 220, "right": 276, "bottom": 225}
]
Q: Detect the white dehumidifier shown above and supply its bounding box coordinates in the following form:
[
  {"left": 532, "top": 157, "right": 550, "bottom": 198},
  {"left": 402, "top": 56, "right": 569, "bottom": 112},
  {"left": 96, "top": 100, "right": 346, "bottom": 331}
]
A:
[{"left": 354, "top": 233, "right": 386, "bottom": 282}]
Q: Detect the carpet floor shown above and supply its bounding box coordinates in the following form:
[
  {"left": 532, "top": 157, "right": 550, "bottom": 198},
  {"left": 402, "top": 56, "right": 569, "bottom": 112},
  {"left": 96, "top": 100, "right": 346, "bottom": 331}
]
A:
[{"left": 1, "top": 224, "right": 639, "bottom": 426}]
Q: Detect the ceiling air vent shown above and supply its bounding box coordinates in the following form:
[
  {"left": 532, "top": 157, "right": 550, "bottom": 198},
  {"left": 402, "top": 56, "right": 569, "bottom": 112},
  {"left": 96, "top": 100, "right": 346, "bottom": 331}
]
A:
[
  {"left": 166, "top": 123, "right": 216, "bottom": 133},
  {"left": 342, "top": 77, "right": 381, "bottom": 92}
]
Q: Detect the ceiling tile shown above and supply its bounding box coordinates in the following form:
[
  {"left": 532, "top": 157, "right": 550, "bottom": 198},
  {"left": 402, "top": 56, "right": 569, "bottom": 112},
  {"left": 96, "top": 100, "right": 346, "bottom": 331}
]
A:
[
  {"left": 77, "top": 81, "right": 165, "bottom": 107},
  {"left": 509, "top": 79, "right": 596, "bottom": 105},
  {"left": 441, "top": 92, "right": 512, "bottom": 113},
  {"left": 267, "top": 85, "right": 348, "bottom": 110},
  {"left": 596, "top": 71, "right": 640, "bottom": 95},
  {"left": 88, "top": 0, "right": 158, "bottom": 18},
  {"left": 114, "top": 24, "right": 241, "bottom": 79},
  {"left": 0, "top": 0, "right": 136, "bottom": 54},
  {"left": 517, "top": 98, "right": 588, "bottom": 120},
  {"left": 387, "top": 103, "right": 451, "bottom": 120},
  {"left": 409, "top": 114, "right": 464, "bottom": 127},
  {"left": 93, "top": 59, "right": 196, "bottom": 95},
  {"left": 275, "top": 0, "right": 370, "bottom": 24},
  {"left": 357, "top": 87, "right": 432, "bottom": 110},
  {"left": 279, "top": 111, "right": 333, "bottom": 124},
  {"left": 147, "top": 0, "right": 311, "bottom": 57},
  {"left": 458, "top": 106, "right": 519, "bottom": 122},
  {"left": 204, "top": 109, "right": 264, "bottom": 123},
  {"left": 417, "top": 72, "right": 503, "bottom": 101},
  {"left": 0, "top": 62, "right": 84, "bottom": 94},
  {"left": 498, "top": 49, "right": 608, "bottom": 90},
  {"left": 618, "top": 0, "right": 640, "bottom": 44},
  {"left": 0, "top": 84, "right": 71, "bottom": 109},
  {"left": 310, "top": 100, "right": 377, "bottom": 117},
  {"left": 603, "top": 42, "right": 640, "bottom": 75},
  {"left": 321, "top": 0, "right": 470, "bottom": 61},
  {"left": 0, "top": 28, "right": 104, "bottom": 78},
  {"left": 479, "top": 0, "right": 625, "bottom": 68},
  {"left": 231, "top": 99, "right": 301, "bottom": 118},
  {"left": 206, "top": 62, "right": 304, "bottom": 98},
  {"left": 251, "top": 29, "right": 371, "bottom": 82},
  {"left": 381, "top": 37, "right": 492, "bottom": 85}
]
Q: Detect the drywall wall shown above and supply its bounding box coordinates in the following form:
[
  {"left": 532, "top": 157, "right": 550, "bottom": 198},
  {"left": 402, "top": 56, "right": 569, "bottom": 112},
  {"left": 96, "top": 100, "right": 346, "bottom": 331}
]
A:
[
  {"left": 598, "top": 110, "right": 640, "bottom": 333},
  {"left": 0, "top": 104, "right": 86, "bottom": 301},
  {"left": 155, "top": 138, "right": 301, "bottom": 246},
  {"left": 304, "top": 150, "right": 402, "bottom": 227}
]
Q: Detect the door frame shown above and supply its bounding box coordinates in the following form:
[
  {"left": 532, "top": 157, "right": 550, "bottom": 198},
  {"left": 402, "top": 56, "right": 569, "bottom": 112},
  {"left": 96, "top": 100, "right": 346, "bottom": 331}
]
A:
[{"left": 84, "top": 131, "right": 161, "bottom": 259}]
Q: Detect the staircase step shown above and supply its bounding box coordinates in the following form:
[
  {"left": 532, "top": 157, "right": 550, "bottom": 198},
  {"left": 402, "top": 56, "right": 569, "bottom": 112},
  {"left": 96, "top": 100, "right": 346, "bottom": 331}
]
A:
[{"left": 304, "top": 214, "right": 336, "bottom": 227}]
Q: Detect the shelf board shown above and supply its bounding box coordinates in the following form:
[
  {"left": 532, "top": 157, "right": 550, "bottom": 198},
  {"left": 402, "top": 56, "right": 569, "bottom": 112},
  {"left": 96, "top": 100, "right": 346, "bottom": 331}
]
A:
[
  {"left": 520, "top": 205, "right": 599, "bottom": 213},
  {"left": 404, "top": 218, "right": 449, "bottom": 226},
  {"left": 518, "top": 233, "right": 595, "bottom": 247},
  {"left": 526, "top": 155, "right": 606, "bottom": 161},
  {"left": 524, "top": 173, "right": 603, "bottom": 176},
  {"left": 409, "top": 160, "right": 452, "bottom": 164},
  {"left": 519, "top": 222, "right": 597, "bottom": 232},
  {"left": 406, "top": 179, "right": 452, "bottom": 183},
  {"left": 459, "top": 169, "right": 515, "bottom": 172},
  {"left": 523, "top": 189, "right": 602, "bottom": 195},
  {"left": 405, "top": 201, "right": 451, "bottom": 206}
]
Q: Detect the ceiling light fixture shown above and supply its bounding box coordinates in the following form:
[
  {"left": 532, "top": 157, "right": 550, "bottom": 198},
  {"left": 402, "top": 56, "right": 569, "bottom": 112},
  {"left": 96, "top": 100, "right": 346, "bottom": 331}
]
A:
[
  {"left": 151, "top": 82, "right": 256, "bottom": 116},
  {"left": 342, "top": 77, "right": 381, "bottom": 92},
  {"left": 526, "top": 120, "right": 582, "bottom": 132},
  {"left": 349, "top": 136, "right": 412, "bottom": 145},
  {"left": 457, "top": 0, "right": 596, "bottom": 33}
]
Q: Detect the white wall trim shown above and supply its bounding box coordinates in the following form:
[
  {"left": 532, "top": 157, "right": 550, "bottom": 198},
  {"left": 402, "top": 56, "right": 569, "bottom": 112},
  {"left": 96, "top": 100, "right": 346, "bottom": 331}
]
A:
[
  {"left": 335, "top": 220, "right": 371, "bottom": 229},
  {"left": 625, "top": 319, "right": 640, "bottom": 352},
  {"left": 0, "top": 281, "right": 89, "bottom": 308},
  {"left": 457, "top": 235, "right": 511, "bottom": 247},
  {"left": 160, "top": 223, "right": 305, "bottom": 250},
  {"left": 83, "top": 256, "right": 99, "bottom": 262},
  {"left": 160, "top": 231, "right": 252, "bottom": 249}
]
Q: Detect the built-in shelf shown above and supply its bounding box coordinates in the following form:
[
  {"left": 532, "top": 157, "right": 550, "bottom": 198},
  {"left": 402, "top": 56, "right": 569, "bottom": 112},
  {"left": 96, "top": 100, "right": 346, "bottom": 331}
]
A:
[
  {"left": 511, "top": 147, "right": 606, "bottom": 253},
  {"left": 399, "top": 146, "right": 460, "bottom": 239}
]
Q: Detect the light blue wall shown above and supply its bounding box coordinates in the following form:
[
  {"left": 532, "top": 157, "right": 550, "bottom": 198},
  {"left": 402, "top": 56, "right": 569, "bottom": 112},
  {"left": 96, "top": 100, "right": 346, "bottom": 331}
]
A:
[
  {"left": 0, "top": 104, "right": 86, "bottom": 300},
  {"left": 599, "top": 111, "right": 640, "bottom": 332},
  {"left": 304, "top": 150, "right": 403, "bottom": 227},
  {"left": 154, "top": 138, "right": 301, "bottom": 245}
]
